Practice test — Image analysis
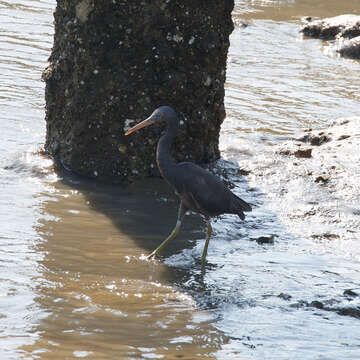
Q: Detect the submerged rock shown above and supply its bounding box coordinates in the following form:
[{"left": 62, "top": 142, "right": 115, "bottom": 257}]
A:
[
  {"left": 338, "top": 35, "right": 360, "bottom": 58},
  {"left": 253, "top": 234, "right": 275, "bottom": 245},
  {"left": 335, "top": 307, "right": 360, "bottom": 319},
  {"left": 311, "top": 233, "right": 339, "bottom": 240},
  {"left": 343, "top": 289, "right": 359, "bottom": 298},
  {"left": 278, "top": 293, "right": 292, "bottom": 301},
  {"left": 301, "top": 14, "right": 360, "bottom": 40},
  {"left": 301, "top": 14, "right": 360, "bottom": 59},
  {"left": 314, "top": 174, "right": 330, "bottom": 184},
  {"left": 277, "top": 147, "right": 312, "bottom": 158},
  {"left": 272, "top": 116, "right": 360, "bottom": 246},
  {"left": 297, "top": 132, "right": 331, "bottom": 146},
  {"left": 310, "top": 300, "right": 324, "bottom": 309},
  {"left": 288, "top": 296, "right": 360, "bottom": 319}
]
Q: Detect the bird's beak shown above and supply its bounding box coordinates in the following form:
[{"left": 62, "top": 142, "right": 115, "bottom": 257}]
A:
[{"left": 125, "top": 117, "right": 156, "bottom": 136}]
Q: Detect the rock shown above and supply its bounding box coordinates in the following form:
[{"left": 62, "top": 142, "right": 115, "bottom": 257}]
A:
[
  {"left": 44, "top": 1, "right": 235, "bottom": 183},
  {"left": 277, "top": 149, "right": 291, "bottom": 156},
  {"left": 289, "top": 300, "right": 309, "bottom": 309},
  {"left": 338, "top": 35, "right": 360, "bottom": 59},
  {"left": 294, "top": 148, "right": 312, "bottom": 158},
  {"left": 300, "top": 14, "right": 360, "bottom": 59},
  {"left": 310, "top": 300, "right": 324, "bottom": 310},
  {"left": 277, "top": 148, "right": 312, "bottom": 158},
  {"left": 302, "top": 16, "right": 313, "bottom": 23},
  {"left": 294, "top": 297, "right": 360, "bottom": 319},
  {"left": 254, "top": 235, "right": 275, "bottom": 245},
  {"left": 301, "top": 14, "right": 360, "bottom": 40},
  {"left": 312, "top": 233, "right": 339, "bottom": 240},
  {"left": 297, "top": 133, "right": 331, "bottom": 146},
  {"left": 314, "top": 174, "right": 330, "bottom": 183},
  {"left": 337, "top": 134, "right": 351, "bottom": 141},
  {"left": 343, "top": 289, "right": 359, "bottom": 298},
  {"left": 237, "top": 168, "right": 251, "bottom": 176},
  {"left": 336, "top": 307, "right": 360, "bottom": 319},
  {"left": 278, "top": 293, "right": 292, "bottom": 301}
]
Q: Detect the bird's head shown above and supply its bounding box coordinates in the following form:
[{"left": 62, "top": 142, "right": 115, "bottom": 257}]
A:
[{"left": 125, "top": 106, "right": 177, "bottom": 136}]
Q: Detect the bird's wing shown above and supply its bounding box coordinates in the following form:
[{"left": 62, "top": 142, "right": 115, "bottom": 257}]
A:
[{"left": 172, "top": 162, "right": 239, "bottom": 216}]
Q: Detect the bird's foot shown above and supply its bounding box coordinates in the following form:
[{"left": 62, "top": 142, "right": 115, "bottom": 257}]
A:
[{"left": 147, "top": 250, "right": 159, "bottom": 260}]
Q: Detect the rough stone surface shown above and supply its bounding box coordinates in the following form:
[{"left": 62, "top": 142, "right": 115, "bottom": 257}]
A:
[
  {"left": 338, "top": 35, "right": 360, "bottom": 58},
  {"left": 301, "top": 14, "right": 360, "bottom": 59},
  {"left": 44, "top": 0, "right": 234, "bottom": 183}
]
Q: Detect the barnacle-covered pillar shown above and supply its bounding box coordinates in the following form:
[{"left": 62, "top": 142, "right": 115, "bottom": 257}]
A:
[{"left": 44, "top": 0, "right": 235, "bottom": 183}]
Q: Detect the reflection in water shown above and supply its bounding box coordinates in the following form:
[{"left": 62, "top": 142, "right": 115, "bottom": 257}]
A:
[{"left": 22, "top": 173, "right": 229, "bottom": 358}]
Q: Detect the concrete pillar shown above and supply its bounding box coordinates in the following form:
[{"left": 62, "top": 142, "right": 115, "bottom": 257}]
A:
[{"left": 44, "top": 0, "right": 234, "bottom": 183}]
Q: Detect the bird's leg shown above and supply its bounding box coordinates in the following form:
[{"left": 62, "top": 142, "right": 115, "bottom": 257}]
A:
[
  {"left": 147, "top": 201, "right": 187, "bottom": 259},
  {"left": 201, "top": 218, "right": 212, "bottom": 270},
  {"left": 147, "top": 221, "right": 181, "bottom": 259}
]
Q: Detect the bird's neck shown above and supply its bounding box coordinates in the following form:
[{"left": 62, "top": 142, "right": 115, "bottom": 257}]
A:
[{"left": 156, "top": 120, "right": 178, "bottom": 179}]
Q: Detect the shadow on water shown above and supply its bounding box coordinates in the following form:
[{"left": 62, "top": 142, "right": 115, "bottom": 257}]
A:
[
  {"left": 13, "top": 158, "right": 240, "bottom": 358},
  {"left": 54, "top": 167, "right": 206, "bottom": 263},
  {"left": 53, "top": 160, "right": 273, "bottom": 288}
]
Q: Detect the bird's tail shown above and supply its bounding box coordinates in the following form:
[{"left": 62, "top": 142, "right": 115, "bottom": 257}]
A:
[{"left": 232, "top": 194, "right": 252, "bottom": 220}]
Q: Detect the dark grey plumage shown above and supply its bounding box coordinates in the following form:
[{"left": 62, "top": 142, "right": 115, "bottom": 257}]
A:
[{"left": 125, "top": 106, "right": 251, "bottom": 268}]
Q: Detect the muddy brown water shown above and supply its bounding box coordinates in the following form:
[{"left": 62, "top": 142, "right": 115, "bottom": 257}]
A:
[{"left": 1, "top": 0, "right": 360, "bottom": 359}]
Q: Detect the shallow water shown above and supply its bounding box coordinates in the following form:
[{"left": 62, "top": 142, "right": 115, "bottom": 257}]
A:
[{"left": 1, "top": 0, "right": 360, "bottom": 359}]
